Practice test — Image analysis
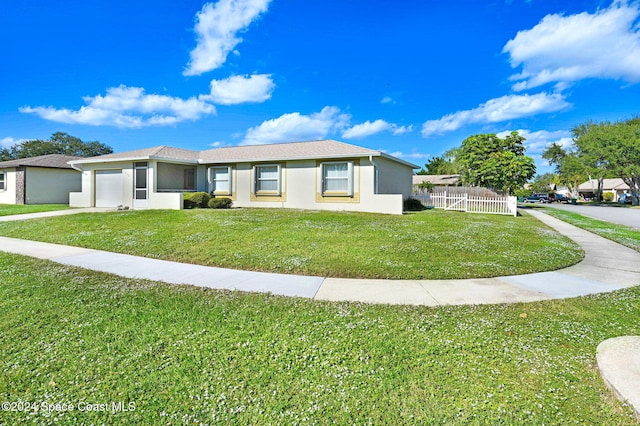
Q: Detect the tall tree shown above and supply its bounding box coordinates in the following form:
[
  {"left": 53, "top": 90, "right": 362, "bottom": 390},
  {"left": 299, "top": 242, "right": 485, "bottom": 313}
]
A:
[
  {"left": 2, "top": 132, "right": 112, "bottom": 160},
  {"left": 457, "top": 132, "right": 536, "bottom": 193},
  {"left": 572, "top": 118, "right": 640, "bottom": 204},
  {"left": 542, "top": 143, "right": 586, "bottom": 197}
]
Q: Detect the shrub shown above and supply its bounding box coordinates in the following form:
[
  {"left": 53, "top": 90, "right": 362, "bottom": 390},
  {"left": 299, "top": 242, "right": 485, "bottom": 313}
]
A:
[
  {"left": 603, "top": 191, "right": 615, "bottom": 202},
  {"left": 403, "top": 197, "right": 425, "bottom": 211},
  {"left": 183, "top": 192, "right": 211, "bottom": 208},
  {"left": 208, "top": 197, "right": 233, "bottom": 209}
]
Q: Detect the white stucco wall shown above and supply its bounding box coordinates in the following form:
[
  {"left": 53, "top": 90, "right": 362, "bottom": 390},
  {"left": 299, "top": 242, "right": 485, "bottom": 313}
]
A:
[
  {"left": 24, "top": 167, "right": 81, "bottom": 204},
  {"left": 70, "top": 156, "right": 412, "bottom": 214},
  {"left": 0, "top": 168, "right": 17, "bottom": 204},
  {"left": 374, "top": 156, "right": 415, "bottom": 198},
  {"left": 218, "top": 157, "right": 408, "bottom": 214}
]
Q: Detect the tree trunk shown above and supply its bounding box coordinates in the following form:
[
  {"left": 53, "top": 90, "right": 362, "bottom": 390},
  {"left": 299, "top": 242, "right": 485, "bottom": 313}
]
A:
[{"left": 621, "top": 176, "right": 640, "bottom": 206}]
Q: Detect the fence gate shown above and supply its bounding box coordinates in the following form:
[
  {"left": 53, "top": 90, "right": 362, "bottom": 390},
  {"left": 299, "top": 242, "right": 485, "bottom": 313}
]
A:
[
  {"left": 445, "top": 194, "right": 467, "bottom": 211},
  {"left": 413, "top": 189, "right": 517, "bottom": 217}
]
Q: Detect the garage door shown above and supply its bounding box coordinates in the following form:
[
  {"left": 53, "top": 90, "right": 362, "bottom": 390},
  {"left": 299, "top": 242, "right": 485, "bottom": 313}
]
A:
[{"left": 95, "top": 170, "right": 123, "bottom": 207}]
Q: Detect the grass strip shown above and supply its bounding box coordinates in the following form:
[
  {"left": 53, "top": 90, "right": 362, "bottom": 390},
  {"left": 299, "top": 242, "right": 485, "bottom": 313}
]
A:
[
  {"left": 0, "top": 208, "right": 582, "bottom": 279},
  {"left": 542, "top": 207, "right": 640, "bottom": 253},
  {"left": 0, "top": 204, "right": 69, "bottom": 216}
]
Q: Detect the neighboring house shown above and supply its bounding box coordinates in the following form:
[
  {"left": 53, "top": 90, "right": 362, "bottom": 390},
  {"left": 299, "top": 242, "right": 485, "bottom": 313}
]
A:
[
  {"left": 0, "top": 154, "right": 82, "bottom": 204},
  {"left": 578, "top": 178, "right": 630, "bottom": 201},
  {"left": 68, "top": 140, "right": 419, "bottom": 215},
  {"left": 412, "top": 174, "right": 460, "bottom": 189}
]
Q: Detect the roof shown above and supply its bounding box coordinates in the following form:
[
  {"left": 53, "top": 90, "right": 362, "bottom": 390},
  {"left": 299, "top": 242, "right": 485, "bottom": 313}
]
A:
[
  {"left": 578, "top": 178, "right": 630, "bottom": 191},
  {"left": 413, "top": 174, "right": 460, "bottom": 186},
  {"left": 75, "top": 146, "right": 201, "bottom": 163},
  {"left": 0, "top": 154, "right": 81, "bottom": 170},
  {"left": 70, "top": 140, "right": 420, "bottom": 169}
]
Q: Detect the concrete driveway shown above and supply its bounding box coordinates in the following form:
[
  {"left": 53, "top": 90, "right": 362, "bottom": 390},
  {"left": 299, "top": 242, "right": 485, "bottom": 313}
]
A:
[{"left": 545, "top": 204, "right": 640, "bottom": 230}]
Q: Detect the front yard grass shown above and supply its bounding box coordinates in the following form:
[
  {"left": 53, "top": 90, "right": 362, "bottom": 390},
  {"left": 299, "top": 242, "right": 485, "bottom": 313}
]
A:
[
  {"left": 0, "top": 252, "right": 637, "bottom": 424},
  {"left": 542, "top": 207, "right": 640, "bottom": 252},
  {"left": 0, "top": 204, "right": 69, "bottom": 216},
  {"left": 0, "top": 208, "right": 582, "bottom": 279}
]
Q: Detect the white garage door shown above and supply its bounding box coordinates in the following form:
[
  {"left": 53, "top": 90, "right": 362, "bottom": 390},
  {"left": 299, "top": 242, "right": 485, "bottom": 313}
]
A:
[{"left": 95, "top": 170, "right": 123, "bottom": 207}]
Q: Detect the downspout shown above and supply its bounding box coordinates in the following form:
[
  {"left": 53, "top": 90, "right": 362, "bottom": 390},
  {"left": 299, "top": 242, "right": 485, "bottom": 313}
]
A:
[{"left": 369, "top": 155, "right": 379, "bottom": 194}]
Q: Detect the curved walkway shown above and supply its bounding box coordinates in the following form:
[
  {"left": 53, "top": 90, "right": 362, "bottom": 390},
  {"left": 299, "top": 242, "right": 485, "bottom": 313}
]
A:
[{"left": 0, "top": 208, "right": 639, "bottom": 306}]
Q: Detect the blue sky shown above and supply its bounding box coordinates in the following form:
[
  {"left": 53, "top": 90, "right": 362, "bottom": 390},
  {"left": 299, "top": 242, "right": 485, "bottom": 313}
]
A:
[{"left": 2, "top": 0, "right": 639, "bottom": 173}]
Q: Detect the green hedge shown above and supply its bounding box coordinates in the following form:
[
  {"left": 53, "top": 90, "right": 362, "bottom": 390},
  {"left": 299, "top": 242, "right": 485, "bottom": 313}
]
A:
[
  {"left": 208, "top": 198, "right": 233, "bottom": 209},
  {"left": 183, "top": 192, "right": 211, "bottom": 209}
]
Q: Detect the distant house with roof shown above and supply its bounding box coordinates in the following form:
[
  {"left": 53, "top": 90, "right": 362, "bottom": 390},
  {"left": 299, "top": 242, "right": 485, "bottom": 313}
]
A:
[
  {"left": 412, "top": 174, "right": 460, "bottom": 189},
  {"left": 0, "top": 154, "right": 82, "bottom": 204},
  {"left": 68, "top": 140, "right": 419, "bottom": 215},
  {"left": 577, "top": 178, "right": 630, "bottom": 201}
]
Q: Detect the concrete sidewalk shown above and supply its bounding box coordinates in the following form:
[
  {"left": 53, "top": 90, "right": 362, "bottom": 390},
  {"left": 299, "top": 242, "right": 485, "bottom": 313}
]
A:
[{"left": 0, "top": 208, "right": 638, "bottom": 305}]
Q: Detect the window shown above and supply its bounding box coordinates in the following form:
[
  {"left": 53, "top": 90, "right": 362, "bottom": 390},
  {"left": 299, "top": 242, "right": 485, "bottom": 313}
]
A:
[
  {"left": 0, "top": 172, "right": 4, "bottom": 191},
  {"left": 134, "top": 162, "right": 148, "bottom": 200},
  {"left": 321, "top": 161, "right": 353, "bottom": 196},
  {"left": 254, "top": 164, "right": 281, "bottom": 195},
  {"left": 209, "top": 166, "right": 231, "bottom": 195}
]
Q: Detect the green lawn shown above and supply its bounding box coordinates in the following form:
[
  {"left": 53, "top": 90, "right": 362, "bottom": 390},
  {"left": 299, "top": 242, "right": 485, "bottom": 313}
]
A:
[
  {"left": 0, "top": 204, "right": 69, "bottom": 216},
  {"left": 0, "top": 208, "right": 583, "bottom": 279},
  {"left": 542, "top": 207, "right": 640, "bottom": 253},
  {"left": 0, "top": 252, "right": 637, "bottom": 424}
]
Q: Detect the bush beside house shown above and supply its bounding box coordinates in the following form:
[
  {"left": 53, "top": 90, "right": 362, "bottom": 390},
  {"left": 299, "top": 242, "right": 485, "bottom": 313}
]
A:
[{"left": 184, "top": 192, "right": 233, "bottom": 209}]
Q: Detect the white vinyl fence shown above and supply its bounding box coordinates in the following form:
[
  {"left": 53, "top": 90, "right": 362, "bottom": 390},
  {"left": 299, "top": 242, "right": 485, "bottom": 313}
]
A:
[{"left": 414, "top": 189, "right": 517, "bottom": 217}]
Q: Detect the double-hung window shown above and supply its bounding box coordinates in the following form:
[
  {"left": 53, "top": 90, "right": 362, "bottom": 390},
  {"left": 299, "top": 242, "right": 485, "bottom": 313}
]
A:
[
  {"left": 209, "top": 166, "right": 232, "bottom": 195},
  {"left": 0, "top": 172, "right": 5, "bottom": 191},
  {"left": 254, "top": 164, "right": 281, "bottom": 195},
  {"left": 321, "top": 161, "right": 354, "bottom": 197}
]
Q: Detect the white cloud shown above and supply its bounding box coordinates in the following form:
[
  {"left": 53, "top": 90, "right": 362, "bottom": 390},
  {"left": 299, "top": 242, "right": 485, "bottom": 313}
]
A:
[
  {"left": 20, "top": 85, "right": 216, "bottom": 128},
  {"left": 342, "top": 119, "right": 413, "bottom": 139},
  {"left": 242, "top": 106, "right": 350, "bottom": 145},
  {"left": 496, "top": 129, "right": 573, "bottom": 164},
  {"left": 184, "top": 0, "right": 272, "bottom": 76},
  {"left": 1, "top": 137, "right": 25, "bottom": 148},
  {"left": 421, "top": 92, "right": 570, "bottom": 137},
  {"left": 381, "top": 96, "right": 395, "bottom": 104},
  {"left": 343, "top": 120, "right": 391, "bottom": 139},
  {"left": 202, "top": 74, "right": 275, "bottom": 104},
  {"left": 503, "top": 1, "right": 640, "bottom": 91},
  {"left": 392, "top": 124, "right": 413, "bottom": 135}
]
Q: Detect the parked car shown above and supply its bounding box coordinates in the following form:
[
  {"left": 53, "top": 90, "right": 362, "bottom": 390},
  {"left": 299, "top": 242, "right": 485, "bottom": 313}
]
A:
[
  {"left": 548, "top": 193, "right": 570, "bottom": 203},
  {"left": 619, "top": 193, "right": 636, "bottom": 204},
  {"left": 522, "top": 193, "right": 549, "bottom": 203}
]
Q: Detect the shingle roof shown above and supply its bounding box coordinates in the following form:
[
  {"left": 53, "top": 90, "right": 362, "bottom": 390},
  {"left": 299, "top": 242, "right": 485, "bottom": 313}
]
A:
[
  {"left": 199, "top": 140, "right": 378, "bottom": 163},
  {"left": 412, "top": 174, "right": 460, "bottom": 186},
  {"left": 0, "top": 154, "right": 81, "bottom": 169},
  {"left": 578, "top": 178, "right": 630, "bottom": 191},
  {"left": 70, "top": 140, "right": 419, "bottom": 169},
  {"left": 82, "top": 146, "right": 201, "bottom": 162}
]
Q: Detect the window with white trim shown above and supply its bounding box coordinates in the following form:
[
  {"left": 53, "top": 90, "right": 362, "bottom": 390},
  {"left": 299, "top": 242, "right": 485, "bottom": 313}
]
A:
[
  {"left": 254, "top": 164, "right": 281, "bottom": 195},
  {"left": 321, "top": 161, "right": 353, "bottom": 196},
  {"left": 209, "top": 166, "right": 232, "bottom": 195},
  {"left": 0, "top": 172, "right": 5, "bottom": 191}
]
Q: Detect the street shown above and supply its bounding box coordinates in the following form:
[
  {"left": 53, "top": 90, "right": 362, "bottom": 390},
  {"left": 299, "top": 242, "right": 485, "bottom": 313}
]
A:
[{"left": 545, "top": 203, "right": 640, "bottom": 230}]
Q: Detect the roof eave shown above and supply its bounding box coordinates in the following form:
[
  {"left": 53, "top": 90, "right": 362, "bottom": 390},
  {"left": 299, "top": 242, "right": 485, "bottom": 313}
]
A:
[{"left": 70, "top": 156, "right": 200, "bottom": 166}]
